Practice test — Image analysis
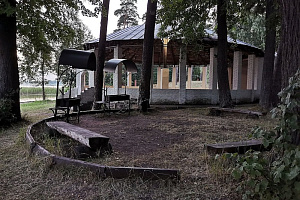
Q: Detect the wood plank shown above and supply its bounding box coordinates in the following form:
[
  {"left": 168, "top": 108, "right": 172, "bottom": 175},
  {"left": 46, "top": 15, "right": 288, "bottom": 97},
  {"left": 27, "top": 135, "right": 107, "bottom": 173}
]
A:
[
  {"left": 46, "top": 121, "right": 109, "bottom": 150},
  {"left": 52, "top": 155, "right": 180, "bottom": 180},
  {"left": 206, "top": 140, "right": 266, "bottom": 154}
]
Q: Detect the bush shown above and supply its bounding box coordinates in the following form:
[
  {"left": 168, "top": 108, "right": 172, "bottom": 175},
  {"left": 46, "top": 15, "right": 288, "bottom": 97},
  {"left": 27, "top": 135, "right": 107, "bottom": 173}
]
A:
[
  {"left": 0, "top": 98, "right": 16, "bottom": 127},
  {"left": 231, "top": 70, "right": 300, "bottom": 200}
]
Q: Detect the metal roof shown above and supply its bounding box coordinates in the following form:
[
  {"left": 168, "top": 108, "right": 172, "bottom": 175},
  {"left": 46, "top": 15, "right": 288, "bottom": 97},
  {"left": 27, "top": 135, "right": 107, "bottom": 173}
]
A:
[
  {"left": 104, "top": 59, "right": 138, "bottom": 73},
  {"left": 59, "top": 49, "right": 96, "bottom": 71},
  {"left": 85, "top": 24, "right": 261, "bottom": 51}
]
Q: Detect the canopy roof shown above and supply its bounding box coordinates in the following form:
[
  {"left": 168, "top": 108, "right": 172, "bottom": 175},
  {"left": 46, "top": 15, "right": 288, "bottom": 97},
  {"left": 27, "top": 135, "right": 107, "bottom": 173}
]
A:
[
  {"left": 59, "top": 49, "right": 96, "bottom": 71},
  {"left": 104, "top": 59, "right": 138, "bottom": 73},
  {"left": 84, "top": 24, "right": 264, "bottom": 66}
]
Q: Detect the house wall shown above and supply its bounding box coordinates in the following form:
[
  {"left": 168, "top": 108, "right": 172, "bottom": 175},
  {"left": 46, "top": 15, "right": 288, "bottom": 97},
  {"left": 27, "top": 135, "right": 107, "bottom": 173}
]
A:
[{"left": 103, "top": 87, "right": 259, "bottom": 105}]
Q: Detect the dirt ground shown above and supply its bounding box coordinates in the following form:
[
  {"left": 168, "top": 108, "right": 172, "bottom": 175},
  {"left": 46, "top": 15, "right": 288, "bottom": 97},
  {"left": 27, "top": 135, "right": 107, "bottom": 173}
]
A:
[
  {"left": 26, "top": 104, "right": 275, "bottom": 199},
  {"left": 71, "top": 105, "right": 274, "bottom": 170},
  {"left": 78, "top": 109, "right": 185, "bottom": 157}
]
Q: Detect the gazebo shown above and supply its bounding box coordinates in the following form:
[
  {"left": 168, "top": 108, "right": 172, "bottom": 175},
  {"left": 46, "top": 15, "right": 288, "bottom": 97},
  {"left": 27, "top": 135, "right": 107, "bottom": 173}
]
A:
[{"left": 75, "top": 24, "right": 264, "bottom": 106}]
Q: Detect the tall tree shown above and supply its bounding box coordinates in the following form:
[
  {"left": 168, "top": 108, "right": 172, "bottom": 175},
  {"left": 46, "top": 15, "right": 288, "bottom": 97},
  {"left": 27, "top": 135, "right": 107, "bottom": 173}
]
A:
[
  {"left": 278, "top": 0, "right": 300, "bottom": 145},
  {"left": 279, "top": 0, "right": 300, "bottom": 88},
  {"left": 259, "top": 0, "right": 277, "bottom": 110},
  {"left": 0, "top": 0, "right": 101, "bottom": 122},
  {"left": 159, "top": 0, "right": 233, "bottom": 107},
  {"left": 0, "top": 0, "right": 20, "bottom": 121},
  {"left": 114, "top": 0, "right": 139, "bottom": 31},
  {"left": 94, "top": 0, "right": 110, "bottom": 107},
  {"left": 217, "top": 0, "right": 233, "bottom": 108},
  {"left": 139, "top": 0, "right": 157, "bottom": 112}
]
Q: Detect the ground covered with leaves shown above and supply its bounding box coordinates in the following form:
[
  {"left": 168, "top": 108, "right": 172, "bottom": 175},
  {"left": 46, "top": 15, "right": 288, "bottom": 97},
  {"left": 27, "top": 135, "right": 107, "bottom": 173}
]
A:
[{"left": 0, "top": 102, "right": 275, "bottom": 200}]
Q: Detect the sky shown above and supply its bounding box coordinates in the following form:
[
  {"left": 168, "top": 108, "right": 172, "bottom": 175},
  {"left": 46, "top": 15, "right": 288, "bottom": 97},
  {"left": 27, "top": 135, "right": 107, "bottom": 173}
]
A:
[
  {"left": 42, "top": 1, "right": 147, "bottom": 81},
  {"left": 80, "top": 0, "right": 147, "bottom": 38}
]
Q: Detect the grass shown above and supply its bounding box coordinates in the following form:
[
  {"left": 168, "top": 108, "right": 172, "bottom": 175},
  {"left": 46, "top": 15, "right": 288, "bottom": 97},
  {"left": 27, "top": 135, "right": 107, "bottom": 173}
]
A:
[
  {"left": 20, "top": 87, "right": 57, "bottom": 95},
  {"left": 20, "top": 100, "right": 55, "bottom": 121},
  {"left": 0, "top": 102, "right": 276, "bottom": 199}
]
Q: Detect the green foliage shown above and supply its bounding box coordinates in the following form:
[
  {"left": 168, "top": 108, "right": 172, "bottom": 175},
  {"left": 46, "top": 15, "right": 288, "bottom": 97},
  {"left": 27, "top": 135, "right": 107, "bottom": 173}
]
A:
[
  {"left": 232, "top": 70, "right": 300, "bottom": 200},
  {"left": 229, "top": 13, "right": 266, "bottom": 50},
  {"left": 114, "top": 0, "right": 139, "bottom": 31},
  {"left": 158, "top": 0, "right": 267, "bottom": 49},
  {"left": 17, "top": 0, "right": 94, "bottom": 86},
  {"left": 0, "top": 0, "right": 15, "bottom": 16},
  {"left": 20, "top": 100, "right": 55, "bottom": 113},
  {"left": 158, "top": 0, "right": 211, "bottom": 44},
  {"left": 20, "top": 87, "right": 57, "bottom": 95}
]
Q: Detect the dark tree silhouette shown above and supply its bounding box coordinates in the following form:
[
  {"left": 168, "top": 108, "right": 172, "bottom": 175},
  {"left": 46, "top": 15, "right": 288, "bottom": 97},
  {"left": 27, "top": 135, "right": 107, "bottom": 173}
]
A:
[
  {"left": 94, "top": 0, "right": 110, "bottom": 107},
  {"left": 217, "top": 0, "right": 233, "bottom": 108},
  {"left": 114, "top": 0, "right": 139, "bottom": 31},
  {"left": 139, "top": 0, "right": 157, "bottom": 112},
  {"left": 0, "top": 0, "right": 21, "bottom": 121},
  {"left": 260, "top": 0, "right": 277, "bottom": 110}
]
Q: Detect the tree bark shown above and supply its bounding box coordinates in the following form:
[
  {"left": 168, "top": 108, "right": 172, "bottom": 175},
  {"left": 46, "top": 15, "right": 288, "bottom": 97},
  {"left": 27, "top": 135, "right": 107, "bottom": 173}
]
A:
[
  {"left": 41, "top": 55, "right": 46, "bottom": 101},
  {"left": 259, "top": 0, "right": 277, "bottom": 110},
  {"left": 0, "top": 0, "right": 21, "bottom": 120},
  {"left": 217, "top": 0, "right": 233, "bottom": 108},
  {"left": 270, "top": 43, "right": 282, "bottom": 107},
  {"left": 279, "top": 0, "right": 300, "bottom": 145},
  {"left": 94, "top": 0, "right": 110, "bottom": 108},
  {"left": 139, "top": 0, "right": 157, "bottom": 112},
  {"left": 279, "top": 0, "right": 300, "bottom": 88}
]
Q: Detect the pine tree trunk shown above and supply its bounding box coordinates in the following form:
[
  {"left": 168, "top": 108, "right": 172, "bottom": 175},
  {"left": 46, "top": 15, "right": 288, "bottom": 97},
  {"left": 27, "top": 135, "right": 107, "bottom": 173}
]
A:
[
  {"left": 217, "top": 0, "right": 233, "bottom": 108},
  {"left": 260, "top": 0, "right": 276, "bottom": 110},
  {"left": 94, "top": 0, "right": 110, "bottom": 108},
  {"left": 279, "top": 0, "right": 300, "bottom": 145},
  {"left": 41, "top": 56, "right": 46, "bottom": 101},
  {"left": 139, "top": 0, "right": 157, "bottom": 112},
  {"left": 279, "top": 0, "right": 300, "bottom": 88},
  {"left": 270, "top": 43, "right": 282, "bottom": 107},
  {"left": 0, "top": 0, "right": 21, "bottom": 120}
]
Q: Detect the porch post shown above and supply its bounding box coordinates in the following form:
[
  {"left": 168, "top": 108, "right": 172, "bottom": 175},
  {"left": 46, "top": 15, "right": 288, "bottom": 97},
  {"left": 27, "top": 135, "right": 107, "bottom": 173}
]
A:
[
  {"left": 88, "top": 71, "right": 95, "bottom": 88},
  {"left": 232, "top": 51, "right": 243, "bottom": 90},
  {"left": 172, "top": 66, "right": 177, "bottom": 89},
  {"left": 179, "top": 45, "right": 187, "bottom": 104},
  {"left": 254, "top": 57, "right": 264, "bottom": 92},
  {"left": 157, "top": 66, "right": 162, "bottom": 88},
  {"left": 76, "top": 69, "right": 82, "bottom": 96},
  {"left": 209, "top": 48, "right": 218, "bottom": 91},
  {"left": 127, "top": 72, "right": 132, "bottom": 87},
  {"left": 202, "top": 66, "right": 207, "bottom": 89},
  {"left": 187, "top": 66, "right": 192, "bottom": 89},
  {"left": 247, "top": 54, "right": 255, "bottom": 90},
  {"left": 113, "top": 45, "right": 122, "bottom": 94},
  {"left": 161, "top": 68, "right": 169, "bottom": 89}
]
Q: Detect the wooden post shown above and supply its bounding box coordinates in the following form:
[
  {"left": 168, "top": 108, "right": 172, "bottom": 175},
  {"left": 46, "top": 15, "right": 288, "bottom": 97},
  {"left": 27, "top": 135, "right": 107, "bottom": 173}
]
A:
[
  {"left": 201, "top": 66, "right": 207, "bottom": 89},
  {"left": 232, "top": 51, "right": 243, "bottom": 90},
  {"left": 179, "top": 45, "right": 187, "bottom": 104},
  {"left": 161, "top": 68, "right": 169, "bottom": 89},
  {"left": 171, "top": 66, "right": 177, "bottom": 89}
]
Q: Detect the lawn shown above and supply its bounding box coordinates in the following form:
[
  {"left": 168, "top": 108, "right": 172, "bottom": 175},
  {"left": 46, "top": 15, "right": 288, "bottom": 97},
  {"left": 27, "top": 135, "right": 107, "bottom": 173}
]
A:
[{"left": 0, "top": 102, "right": 276, "bottom": 199}]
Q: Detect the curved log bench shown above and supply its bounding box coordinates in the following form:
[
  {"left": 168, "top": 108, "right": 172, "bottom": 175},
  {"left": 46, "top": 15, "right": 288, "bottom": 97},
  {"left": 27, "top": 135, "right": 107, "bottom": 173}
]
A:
[
  {"left": 25, "top": 114, "right": 180, "bottom": 180},
  {"left": 46, "top": 121, "right": 109, "bottom": 151}
]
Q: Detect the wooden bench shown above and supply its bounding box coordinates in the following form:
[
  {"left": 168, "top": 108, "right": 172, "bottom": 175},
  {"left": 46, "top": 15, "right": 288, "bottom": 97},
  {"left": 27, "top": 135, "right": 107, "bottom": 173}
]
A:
[
  {"left": 46, "top": 121, "right": 110, "bottom": 151},
  {"left": 49, "top": 98, "right": 81, "bottom": 123},
  {"left": 209, "top": 107, "right": 263, "bottom": 118},
  {"left": 206, "top": 139, "right": 267, "bottom": 154}
]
